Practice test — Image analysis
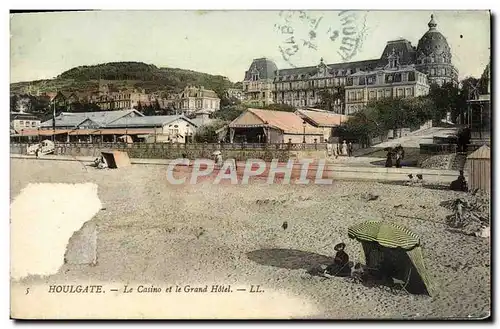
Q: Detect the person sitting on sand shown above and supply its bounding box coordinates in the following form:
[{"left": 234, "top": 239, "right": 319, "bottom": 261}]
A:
[
  {"left": 325, "top": 243, "right": 351, "bottom": 277},
  {"left": 450, "top": 170, "right": 468, "bottom": 192}
]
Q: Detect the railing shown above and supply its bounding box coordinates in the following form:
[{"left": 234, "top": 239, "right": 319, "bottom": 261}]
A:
[{"left": 10, "top": 142, "right": 329, "bottom": 152}]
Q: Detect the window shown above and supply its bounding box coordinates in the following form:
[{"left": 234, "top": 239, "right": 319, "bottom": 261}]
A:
[
  {"left": 406, "top": 88, "right": 413, "bottom": 97},
  {"left": 408, "top": 71, "right": 416, "bottom": 81},
  {"left": 369, "top": 91, "right": 375, "bottom": 100},
  {"left": 394, "top": 73, "right": 402, "bottom": 83},
  {"left": 385, "top": 89, "right": 391, "bottom": 97},
  {"left": 385, "top": 75, "right": 393, "bottom": 83},
  {"left": 378, "top": 90, "right": 383, "bottom": 99},
  {"left": 356, "top": 91, "right": 362, "bottom": 100},
  {"left": 19, "top": 121, "right": 24, "bottom": 126},
  {"left": 431, "top": 69, "right": 436, "bottom": 75},
  {"left": 31, "top": 122, "right": 37, "bottom": 127}
]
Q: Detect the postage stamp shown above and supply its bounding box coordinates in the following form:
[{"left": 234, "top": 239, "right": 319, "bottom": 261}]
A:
[{"left": 9, "top": 9, "right": 491, "bottom": 320}]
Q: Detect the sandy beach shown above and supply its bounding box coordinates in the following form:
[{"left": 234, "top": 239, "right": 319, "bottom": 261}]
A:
[{"left": 10, "top": 158, "right": 490, "bottom": 319}]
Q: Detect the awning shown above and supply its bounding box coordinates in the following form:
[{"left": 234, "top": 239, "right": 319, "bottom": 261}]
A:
[
  {"left": 14, "top": 129, "right": 71, "bottom": 136},
  {"left": 68, "top": 129, "right": 99, "bottom": 135},
  {"left": 93, "top": 129, "right": 156, "bottom": 135}
]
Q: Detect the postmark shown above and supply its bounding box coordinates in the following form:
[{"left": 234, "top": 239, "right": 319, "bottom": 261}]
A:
[{"left": 274, "top": 10, "right": 369, "bottom": 66}]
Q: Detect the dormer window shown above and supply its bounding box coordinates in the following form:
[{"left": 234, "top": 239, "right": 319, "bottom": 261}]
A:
[
  {"left": 387, "top": 48, "right": 400, "bottom": 69},
  {"left": 251, "top": 67, "right": 260, "bottom": 81}
]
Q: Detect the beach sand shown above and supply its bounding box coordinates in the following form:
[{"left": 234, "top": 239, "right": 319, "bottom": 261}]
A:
[{"left": 10, "top": 158, "right": 490, "bottom": 319}]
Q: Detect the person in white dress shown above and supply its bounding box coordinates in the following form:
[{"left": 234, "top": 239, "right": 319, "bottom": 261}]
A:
[{"left": 341, "top": 140, "right": 348, "bottom": 156}]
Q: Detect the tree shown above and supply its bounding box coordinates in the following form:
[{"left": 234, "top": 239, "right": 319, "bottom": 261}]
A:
[
  {"left": 143, "top": 104, "right": 155, "bottom": 116},
  {"left": 213, "top": 105, "right": 246, "bottom": 122},
  {"left": 479, "top": 62, "right": 490, "bottom": 94},
  {"left": 194, "top": 120, "right": 227, "bottom": 143},
  {"left": 337, "top": 107, "right": 382, "bottom": 147},
  {"left": 317, "top": 89, "right": 335, "bottom": 112},
  {"left": 262, "top": 103, "right": 295, "bottom": 112},
  {"left": 316, "top": 85, "right": 345, "bottom": 113},
  {"left": 10, "top": 95, "right": 18, "bottom": 112},
  {"left": 338, "top": 96, "right": 436, "bottom": 146}
]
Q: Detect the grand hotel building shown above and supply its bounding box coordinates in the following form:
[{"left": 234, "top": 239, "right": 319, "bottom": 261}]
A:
[{"left": 242, "top": 15, "right": 458, "bottom": 115}]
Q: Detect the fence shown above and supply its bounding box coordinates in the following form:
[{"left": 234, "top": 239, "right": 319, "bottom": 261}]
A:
[{"left": 10, "top": 142, "right": 329, "bottom": 161}]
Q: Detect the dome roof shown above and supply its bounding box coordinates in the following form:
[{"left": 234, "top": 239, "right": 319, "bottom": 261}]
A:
[
  {"left": 244, "top": 58, "right": 278, "bottom": 81},
  {"left": 417, "top": 15, "right": 451, "bottom": 57}
]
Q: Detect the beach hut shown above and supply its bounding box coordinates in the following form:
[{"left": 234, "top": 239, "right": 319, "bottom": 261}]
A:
[
  {"left": 100, "top": 150, "right": 131, "bottom": 169},
  {"left": 465, "top": 145, "right": 490, "bottom": 192},
  {"left": 348, "top": 221, "right": 433, "bottom": 296}
]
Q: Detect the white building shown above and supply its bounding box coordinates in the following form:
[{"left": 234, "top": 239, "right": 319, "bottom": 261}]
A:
[{"left": 177, "top": 85, "right": 221, "bottom": 115}]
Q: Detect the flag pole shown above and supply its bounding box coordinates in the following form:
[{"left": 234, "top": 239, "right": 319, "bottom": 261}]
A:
[{"left": 52, "top": 91, "right": 56, "bottom": 142}]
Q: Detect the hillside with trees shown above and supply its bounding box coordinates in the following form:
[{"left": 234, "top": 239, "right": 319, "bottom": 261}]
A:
[{"left": 10, "top": 61, "right": 239, "bottom": 99}]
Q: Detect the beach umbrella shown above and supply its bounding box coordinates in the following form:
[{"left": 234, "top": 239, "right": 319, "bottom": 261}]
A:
[
  {"left": 348, "top": 220, "right": 433, "bottom": 295},
  {"left": 348, "top": 220, "right": 420, "bottom": 250}
]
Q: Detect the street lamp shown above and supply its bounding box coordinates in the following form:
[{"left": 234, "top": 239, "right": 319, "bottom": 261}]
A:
[{"left": 302, "top": 120, "right": 307, "bottom": 143}]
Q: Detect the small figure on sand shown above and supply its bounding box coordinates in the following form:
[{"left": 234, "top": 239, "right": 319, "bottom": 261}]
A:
[
  {"left": 93, "top": 156, "right": 108, "bottom": 169},
  {"left": 213, "top": 150, "right": 223, "bottom": 168},
  {"left": 325, "top": 243, "right": 351, "bottom": 277},
  {"left": 348, "top": 142, "right": 354, "bottom": 157},
  {"left": 450, "top": 170, "right": 468, "bottom": 192}
]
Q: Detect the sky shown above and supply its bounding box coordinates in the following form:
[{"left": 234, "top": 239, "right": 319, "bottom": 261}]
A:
[{"left": 10, "top": 10, "right": 490, "bottom": 84}]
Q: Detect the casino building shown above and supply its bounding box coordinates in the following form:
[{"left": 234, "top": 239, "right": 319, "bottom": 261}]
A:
[{"left": 242, "top": 14, "right": 458, "bottom": 114}]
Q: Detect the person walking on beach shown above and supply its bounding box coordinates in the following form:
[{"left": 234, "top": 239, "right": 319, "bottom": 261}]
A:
[{"left": 348, "top": 142, "right": 354, "bottom": 157}]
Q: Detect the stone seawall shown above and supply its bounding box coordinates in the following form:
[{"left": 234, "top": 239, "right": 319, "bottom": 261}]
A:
[
  {"left": 10, "top": 143, "right": 296, "bottom": 162},
  {"left": 418, "top": 143, "right": 483, "bottom": 169}
]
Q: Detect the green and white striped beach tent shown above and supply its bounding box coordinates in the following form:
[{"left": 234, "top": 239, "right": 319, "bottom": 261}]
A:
[{"left": 348, "top": 220, "right": 433, "bottom": 296}]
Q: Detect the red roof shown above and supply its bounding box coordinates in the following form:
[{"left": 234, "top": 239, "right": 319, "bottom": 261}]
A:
[{"left": 231, "top": 108, "right": 324, "bottom": 134}]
